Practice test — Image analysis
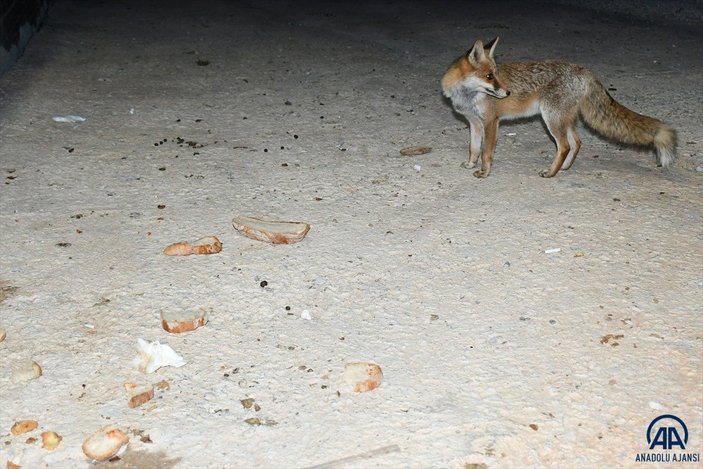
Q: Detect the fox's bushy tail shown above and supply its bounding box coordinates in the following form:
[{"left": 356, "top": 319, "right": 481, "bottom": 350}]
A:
[{"left": 580, "top": 78, "right": 676, "bottom": 167}]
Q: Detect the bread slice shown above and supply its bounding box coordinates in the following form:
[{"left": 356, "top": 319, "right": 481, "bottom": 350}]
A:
[
  {"left": 82, "top": 426, "right": 129, "bottom": 462},
  {"left": 232, "top": 216, "right": 310, "bottom": 244},
  {"left": 344, "top": 362, "right": 383, "bottom": 393},
  {"left": 399, "top": 145, "right": 432, "bottom": 156},
  {"left": 163, "top": 236, "right": 222, "bottom": 256},
  {"left": 11, "top": 361, "right": 42, "bottom": 384},
  {"left": 11, "top": 420, "right": 38, "bottom": 436},
  {"left": 161, "top": 308, "right": 208, "bottom": 333},
  {"left": 125, "top": 383, "right": 155, "bottom": 408},
  {"left": 41, "top": 431, "right": 63, "bottom": 450}
]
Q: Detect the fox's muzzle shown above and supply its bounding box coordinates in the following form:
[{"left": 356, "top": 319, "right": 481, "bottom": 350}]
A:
[{"left": 486, "top": 87, "right": 510, "bottom": 98}]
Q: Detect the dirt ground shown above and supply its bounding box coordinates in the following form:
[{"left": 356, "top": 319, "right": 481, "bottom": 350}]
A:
[{"left": 1, "top": 0, "right": 701, "bottom": 467}]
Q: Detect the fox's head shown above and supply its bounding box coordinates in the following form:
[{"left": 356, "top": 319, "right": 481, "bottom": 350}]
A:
[{"left": 441, "top": 37, "right": 510, "bottom": 99}]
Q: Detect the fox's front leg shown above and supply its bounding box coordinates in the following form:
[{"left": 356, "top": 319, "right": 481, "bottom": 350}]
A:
[
  {"left": 473, "top": 118, "right": 499, "bottom": 178},
  {"left": 460, "top": 119, "right": 483, "bottom": 170}
]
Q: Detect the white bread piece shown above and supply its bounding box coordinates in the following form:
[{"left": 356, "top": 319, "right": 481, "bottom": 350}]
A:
[
  {"left": 81, "top": 426, "right": 129, "bottom": 462},
  {"left": 161, "top": 308, "right": 208, "bottom": 334},
  {"left": 11, "top": 361, "right": 42, "bottom": 384},
  {"left": 232, "top": 216, "right": 310, "bottom": 244},
  {"left": 344, "top": 362, "right": 383, "bottom": 393},
  {"left": 163, "top": 236, "right": 222, "bottom": 256}
]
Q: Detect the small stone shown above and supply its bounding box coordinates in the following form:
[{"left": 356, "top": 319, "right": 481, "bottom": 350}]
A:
[{"left": 240, "top": 398, "right": 256, "bottom": 410}]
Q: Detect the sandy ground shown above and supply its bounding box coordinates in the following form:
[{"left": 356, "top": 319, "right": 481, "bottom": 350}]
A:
[{"left": 1, "top": 0, "right": 701, "bottom": 467}]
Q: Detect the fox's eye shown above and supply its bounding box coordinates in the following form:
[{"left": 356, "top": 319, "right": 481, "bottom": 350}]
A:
[{"left": 486, "top": 73, "right": 494, "bottom": 81}]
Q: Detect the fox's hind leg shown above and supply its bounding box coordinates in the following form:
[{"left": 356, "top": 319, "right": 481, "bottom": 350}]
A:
[
  {"left": 562, "top": 127, "right": 582, "bottom": 171},
  {"left": 540, "top": 108, "right": 578, "bottom": 177}
]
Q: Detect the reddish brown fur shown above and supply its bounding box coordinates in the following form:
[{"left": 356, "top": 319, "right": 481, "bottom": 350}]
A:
[{"left": 442, "top": 39, "right": 676, "bottom": 177}]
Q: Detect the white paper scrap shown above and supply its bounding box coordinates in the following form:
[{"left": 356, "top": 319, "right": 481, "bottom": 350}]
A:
[
  {"left": 133, "top": 338, "right": 185, "bottom": 373},
  {"left": 52, "top": 115, "right": 86, "bottom": 123}
]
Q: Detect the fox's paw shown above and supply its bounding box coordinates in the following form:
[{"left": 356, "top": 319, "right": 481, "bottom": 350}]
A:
[
  {"left": 473, "top": 170, "right": 489, "bottom": 178},
  {"left": 539, "top": 169, "right": 555, "bottom": 178},
  {"left": 460, "top": 160, "right": 477, "bottom": 170}
]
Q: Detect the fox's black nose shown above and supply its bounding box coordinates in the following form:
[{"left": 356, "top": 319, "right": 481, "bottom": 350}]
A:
[{"left": 505, "top": 90, "right": 511, "bottom": 96}]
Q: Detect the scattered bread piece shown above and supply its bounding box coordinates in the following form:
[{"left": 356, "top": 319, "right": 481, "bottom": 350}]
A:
[
  {"left": 11, "top": 420, "right": 38, "bottom": 436},
  {"left": 232, "top": 216, "right": 310, "bottom": 244},
  {"left": 344, "top": 362, "right": 383, "bottom": 392},
  {"left": 161, "top": 308, "right": 208, "bottom": 334},
  {"left": 163, "top": 236, "right": 222, "bottom": 256},
  {"left": 125, "top": 383, "right": 155, "bottom": 408},
  {"left": 11, "top": 361, "right": 42, "bottom": 384},
  {"left": 41, "top": 431, "right": 62, "bottom": 451},
  {"left": 400, "top": 146, "right": 432, "bottom": 156},
  {"left": 81, "top": 426, "right": 129, "bottom": 462}
]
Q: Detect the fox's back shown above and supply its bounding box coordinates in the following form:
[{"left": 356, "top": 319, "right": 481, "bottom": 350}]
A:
[{"left": 498, "top": 60, "right": 590, "bottom": 97}]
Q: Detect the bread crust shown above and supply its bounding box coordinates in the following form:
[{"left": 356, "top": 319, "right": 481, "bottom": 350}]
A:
[{"left": 232, "top": 216, "right": 310, "bottom": 244}]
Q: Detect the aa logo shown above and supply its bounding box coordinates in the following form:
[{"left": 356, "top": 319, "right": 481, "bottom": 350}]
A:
[{"left": 647, "top": 414, "right": 688, "bottom": 450}]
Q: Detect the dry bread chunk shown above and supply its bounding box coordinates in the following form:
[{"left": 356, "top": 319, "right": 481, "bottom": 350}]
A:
[
  {"left": 163, "top": 236, "right": 222, "bottom": 256},
  {"left": 232, "top": 216, "right": 310, "bottom": 244},
  {"left": 82, "top": 426, "right": 129, "bottom": 462},
  {"left": 161, "top": 308, "right": 208, "bottom": 333}
]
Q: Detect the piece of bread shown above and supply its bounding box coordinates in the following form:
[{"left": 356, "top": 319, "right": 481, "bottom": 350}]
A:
[
  {"left": 11, "top": 420, "right": 38, "bottom": 436},
  {"left": 81, "top": 426, "right": 129, "bottom": 462},
  {"left": 124, "top": 383, "right": 155, "bottom": 408},
  {"left": 161, "top": 308, "right": 208, "bottom": 333},
  {"left": 41, "top": 431, "right": 63, "bottom": 450},
  {"left": 344, "top": 362, "right": 383, "bottom": 393},
  {"left": 399, "top": 146, "right": 432, "bottom": 156},
  {"left": 232, "top": 216, "right": 310, "bottom": 244},
  {"left": 163, "top": 236, "right": 222, "bottom": 256},
  {"left": 10, "top": 361, "right": 42, "bottom": 384}
]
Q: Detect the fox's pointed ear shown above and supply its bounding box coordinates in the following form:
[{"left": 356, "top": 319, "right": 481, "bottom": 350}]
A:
[
  {"left": 467, "top": 39, "right": 485, "bottom": 66},
  {"left": 487, "top": 37, "right": 500, "bottom": 58}
]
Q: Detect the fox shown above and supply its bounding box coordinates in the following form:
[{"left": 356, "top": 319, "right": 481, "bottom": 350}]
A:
[{"left": 441, "top": 37, "right": 676, "bottom": 178}]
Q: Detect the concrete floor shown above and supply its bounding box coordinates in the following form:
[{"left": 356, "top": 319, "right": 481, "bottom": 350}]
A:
[{"left": 1, "top": 1, "right": 701, "bottom": 467}]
